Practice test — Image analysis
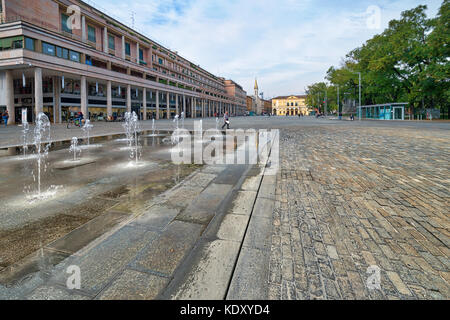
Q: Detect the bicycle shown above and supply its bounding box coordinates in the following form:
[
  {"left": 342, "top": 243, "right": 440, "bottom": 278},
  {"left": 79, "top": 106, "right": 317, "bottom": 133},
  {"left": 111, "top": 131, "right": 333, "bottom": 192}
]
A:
[{"left": 67, "top": 117, "right": 83, "bottom": 129}]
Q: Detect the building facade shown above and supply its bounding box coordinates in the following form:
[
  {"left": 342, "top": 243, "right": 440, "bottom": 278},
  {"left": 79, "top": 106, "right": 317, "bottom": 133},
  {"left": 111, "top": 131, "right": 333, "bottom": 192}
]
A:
[
  {"left": 224, "top": 79, "right": 246, "bottom": 115},
  {"left": 272, "top": 95, "right": 309, "bottom": 116},
  {"left": 0, "top": 0, "right": 247, "bottom": 124},
  {"left": 246, "top": 96, "right": 253, "bottom": 113},
  {"left": 246, "top": 79, "right": 266, "bottom": 115},
  {"left": 264, "top": 99, "right": 272, "bottom": 114}
]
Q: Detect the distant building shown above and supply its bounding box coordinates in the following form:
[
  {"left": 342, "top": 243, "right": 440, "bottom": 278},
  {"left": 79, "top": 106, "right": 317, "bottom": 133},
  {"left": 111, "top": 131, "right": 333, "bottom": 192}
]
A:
[
  {"left": 246, "top": 79, "right": 266, "bottom": 115},
  {"left": 264, "top": 99, "right": 272, "bottom": 114},
  {"left": 272, "top": 95, "right": 309, "bottom": 116},
  {"left": 246, "top": 96, "right": 253, "bottom": 113}
]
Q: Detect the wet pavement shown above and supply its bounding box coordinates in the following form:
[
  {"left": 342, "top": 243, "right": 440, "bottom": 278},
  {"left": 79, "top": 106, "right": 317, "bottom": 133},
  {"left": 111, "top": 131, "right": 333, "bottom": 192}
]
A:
[
  {"left": 0, "top": 132, "right": 200, "bottom": 287},
  {"left": 0, "top": 116, "right": 448, "bottom": 300}
]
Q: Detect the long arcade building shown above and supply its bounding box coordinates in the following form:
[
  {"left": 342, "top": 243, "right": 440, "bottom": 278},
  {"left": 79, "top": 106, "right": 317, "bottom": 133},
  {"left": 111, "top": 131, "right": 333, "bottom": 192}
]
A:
[{"left": 0, "top": 0, "right": 247, "bottom": 124}]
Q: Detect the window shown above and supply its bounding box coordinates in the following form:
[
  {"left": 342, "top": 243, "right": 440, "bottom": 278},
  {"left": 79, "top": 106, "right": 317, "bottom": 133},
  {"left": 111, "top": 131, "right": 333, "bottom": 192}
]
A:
[
  {"left": 56, "top": 46, "right": 63, "bottom": 58},
  {"left": 125, "top": 42, "right": 131, "bottom": 56},
  {"left": 12, "top": 40, "right": 23, "bottom": 49},
  {"left": 0, "top": 36, "right": 23, "bottom": 51},
  {"left": 108, "top": 35, "right": 115, "bottom": 50},
  {"left": 85, "top": 55, "right": 93, "bottom": 66},
  {"left": 158, "top": 58, "right": 163, "bottom": 65},
  {"left": 88, "top": 26, "right": 96, "bottom": 42},
  {"left": 61, "top": 14, "right": 72, "bottom": 34},
  {"left": 139, "top": 49, "right": 144, "bottom": 61},
  {"left": 25, "top": 37, "right": 35, "bottom": 51},
  {"left": 63, "top": 48, "right": 69, "bottom": 59},
  {"left": 42, "top": 42, "right": 56, "bottom": 56},
  {"left": 69, "top": 50, "right": 80, "bottom": 62}
]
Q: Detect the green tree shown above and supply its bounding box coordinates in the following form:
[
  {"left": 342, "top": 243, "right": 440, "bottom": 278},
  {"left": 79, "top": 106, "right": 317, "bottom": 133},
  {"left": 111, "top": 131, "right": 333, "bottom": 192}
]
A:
[{"left": 311, "top": 1, "right": 450, "bottom": 118}]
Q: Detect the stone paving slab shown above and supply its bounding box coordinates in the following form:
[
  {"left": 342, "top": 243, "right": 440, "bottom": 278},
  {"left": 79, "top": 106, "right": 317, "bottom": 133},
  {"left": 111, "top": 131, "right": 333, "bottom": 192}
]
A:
[
  {"left": 171, "top": 239, "right": 241, "bottom": 300},
  {"left": 46, "top": 211, "right": 130, "bottom": 254},
  {"left": 241, "top": 175, "right": 263, "bottom": 192},
  {"left": 129, "top": 205, "right": 180, "bottom": 232},
  {"left": 131, "top": 221, "right": 204, "bottom": 276},
  {"left": 217, "top": 214, "right": 250, "bottom": 242},
  {"left": 27, "top": 285, "right": 91, "bottom": 300},
  {"left": 229, "top": 191, "right": 257, "bottom": 215},
  {"left": 226, "top": 246, "right": 270, "bottom": 300},
  {"left": 97, "top": 269, "right": 169, "bottom": 300},
  {"left": 48, "top": 225, "right": 159, "bottom": 296},
  {"left": 258, "top": 175, "right": 277, "bottom": 200},
  {"left": 212, "top": 165, "right": 248, "bottom": 185},
  {"left": 252, "top": 197, "right": 275, "bottom": 219},
  {"left": 176, "top": 183, "right": 233, "bottom": 225},
  {"left": 242, "top": 216, "right": 273, "bottom": 251}
]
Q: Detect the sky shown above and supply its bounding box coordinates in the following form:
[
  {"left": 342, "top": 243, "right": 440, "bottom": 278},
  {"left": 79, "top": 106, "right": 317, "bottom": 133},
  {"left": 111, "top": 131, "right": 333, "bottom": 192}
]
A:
[{"left": 88, "top": 0, "right": 442, "bottom": 98}]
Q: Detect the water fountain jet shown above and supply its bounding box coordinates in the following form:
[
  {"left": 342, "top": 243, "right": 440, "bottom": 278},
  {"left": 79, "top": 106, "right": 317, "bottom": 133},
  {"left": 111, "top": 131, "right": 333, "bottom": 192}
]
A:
[
  {"left": 69, "top": 137, "right": 81, "bottom": 162},
  {"left": 82, "top": 119, "right": 93, "bottom": 146},
  {"left": 22, "top": 122, "right": 30, "bottom": 158}
]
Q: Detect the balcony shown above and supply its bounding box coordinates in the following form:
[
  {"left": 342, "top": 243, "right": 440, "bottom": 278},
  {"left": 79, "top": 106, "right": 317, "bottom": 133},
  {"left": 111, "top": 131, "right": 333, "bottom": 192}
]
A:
[{"left": 2, "top": 15, "right": 84, "bottom": 43}]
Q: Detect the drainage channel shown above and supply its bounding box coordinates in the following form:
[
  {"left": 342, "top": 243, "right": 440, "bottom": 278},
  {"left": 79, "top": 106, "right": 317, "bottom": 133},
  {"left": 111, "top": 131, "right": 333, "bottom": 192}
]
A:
[{"left": 223, "top": 134, "right": 277, "bottom": 299}]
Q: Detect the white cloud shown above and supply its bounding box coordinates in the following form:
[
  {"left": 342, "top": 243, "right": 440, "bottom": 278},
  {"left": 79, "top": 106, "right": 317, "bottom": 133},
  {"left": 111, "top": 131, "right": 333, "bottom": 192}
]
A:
[{"left": 90, "top": 0, "right": 443, "bottom": 97}]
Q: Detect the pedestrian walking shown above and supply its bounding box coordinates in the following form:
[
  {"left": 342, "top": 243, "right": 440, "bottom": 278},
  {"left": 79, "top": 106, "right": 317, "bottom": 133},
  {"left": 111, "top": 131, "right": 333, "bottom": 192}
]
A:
[
  {"left": 2, "top": 110, "right": 9, "bottom": 127},
  {"left": 221, "top": 112, "right": 230, "bottom": 130}
]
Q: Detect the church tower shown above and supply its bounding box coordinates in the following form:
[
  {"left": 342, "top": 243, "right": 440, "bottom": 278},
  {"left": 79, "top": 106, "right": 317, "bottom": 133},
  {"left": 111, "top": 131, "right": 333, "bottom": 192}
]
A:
[{"left": 254, "top": 78, "right": 262, "bottom": 115}]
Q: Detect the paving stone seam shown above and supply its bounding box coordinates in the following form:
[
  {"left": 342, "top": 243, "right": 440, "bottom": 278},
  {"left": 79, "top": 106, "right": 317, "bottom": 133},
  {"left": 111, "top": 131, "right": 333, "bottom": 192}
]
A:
[{"left": 225, "top": 131, "right": 278, "bottom": 299}]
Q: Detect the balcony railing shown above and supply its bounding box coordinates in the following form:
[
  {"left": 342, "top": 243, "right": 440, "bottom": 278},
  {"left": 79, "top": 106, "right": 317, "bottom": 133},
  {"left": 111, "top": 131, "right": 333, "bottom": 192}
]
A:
[{"left": 2, "top": 15, "right": 84, "bottom": 43}]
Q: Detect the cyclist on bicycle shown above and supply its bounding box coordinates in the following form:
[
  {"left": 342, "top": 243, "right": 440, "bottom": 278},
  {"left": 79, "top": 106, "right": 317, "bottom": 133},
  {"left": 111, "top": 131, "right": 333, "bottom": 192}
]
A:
[{"left": 76, "top": 112, "right": 84, "bottom": 127}]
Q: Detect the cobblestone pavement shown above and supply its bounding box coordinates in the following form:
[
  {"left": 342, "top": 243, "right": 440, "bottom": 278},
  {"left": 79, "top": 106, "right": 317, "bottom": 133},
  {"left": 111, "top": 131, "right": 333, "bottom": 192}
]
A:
[{"left": 269, "top": 125, "right": 450, "bottom": 300}]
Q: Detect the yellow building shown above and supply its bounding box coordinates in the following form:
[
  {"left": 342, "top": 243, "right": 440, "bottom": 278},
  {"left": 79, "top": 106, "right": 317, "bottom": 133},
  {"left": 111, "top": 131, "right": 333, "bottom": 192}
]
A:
[{"left": 272, "top": 95, "right": 309, "bottom": 116}]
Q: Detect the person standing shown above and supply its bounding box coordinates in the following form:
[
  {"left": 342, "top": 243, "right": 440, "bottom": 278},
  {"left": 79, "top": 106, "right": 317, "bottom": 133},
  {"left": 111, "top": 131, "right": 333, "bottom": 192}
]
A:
[
  {"left": 221, "top": 112, "right": 230, "bottom": 130},
  {"left": 2, "top": 110, "right": 9, "bottom": 127}
]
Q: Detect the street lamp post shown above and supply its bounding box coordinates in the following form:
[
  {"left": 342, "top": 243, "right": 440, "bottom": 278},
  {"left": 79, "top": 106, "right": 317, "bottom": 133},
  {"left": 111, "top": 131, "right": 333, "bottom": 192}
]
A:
[
  {"left": 317, "top": 92, "right": 320, "bottom": 114},
  {"left": 353, "top": 72, "right": 362, "bottom": 121},
  {"left": 337, "top": 85, "right": 340, "bottom": 120}
]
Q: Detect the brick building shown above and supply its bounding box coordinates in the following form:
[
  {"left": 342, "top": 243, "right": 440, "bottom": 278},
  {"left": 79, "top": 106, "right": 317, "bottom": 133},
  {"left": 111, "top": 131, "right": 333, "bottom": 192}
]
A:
[{"left": 0, "top": 0, "right": 247, "bottom": 124}]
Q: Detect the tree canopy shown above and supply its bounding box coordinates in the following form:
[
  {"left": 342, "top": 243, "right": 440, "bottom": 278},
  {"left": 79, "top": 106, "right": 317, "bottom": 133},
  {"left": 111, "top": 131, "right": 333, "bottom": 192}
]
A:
[{"left": 306, "top": 0, "right": 449, "bottom": 117}]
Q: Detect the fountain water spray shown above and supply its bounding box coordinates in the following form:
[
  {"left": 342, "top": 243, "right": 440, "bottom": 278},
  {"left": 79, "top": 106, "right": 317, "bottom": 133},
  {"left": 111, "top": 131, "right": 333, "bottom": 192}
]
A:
[
  {"left": 124, "top": 111, "right": 140, "bottom": 164},
  {"left": 215, "top": 117, "right": 219, "bottom": 130},
  {"left": 22, "top": 122, "right": 30, "bottom": 158},
  {"left": 123, "top": 112, "right": 133, "bottom": 148},
  {"left": 181, "top": 112, "right": 185, "bottom": 129},
  {"left": 33, "top": 112, "right": 51, "bottom": 198},
  {"left": 69, "top": 137, "right": 81, "bottom": 161},
  {"left": 174, "top": 114, "right": 180, "bottom": 130},
  {"left": 82, "top": 119, "right": 93, "bottom": 146}
]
